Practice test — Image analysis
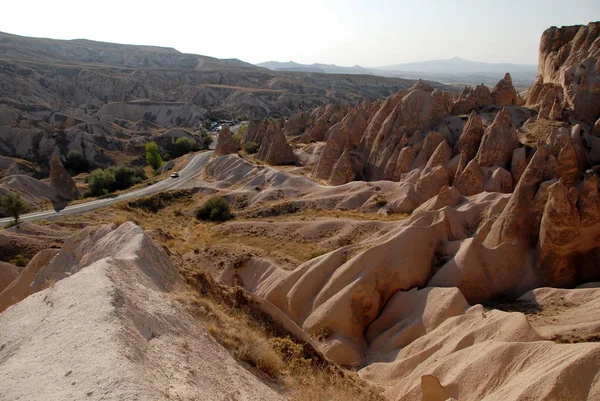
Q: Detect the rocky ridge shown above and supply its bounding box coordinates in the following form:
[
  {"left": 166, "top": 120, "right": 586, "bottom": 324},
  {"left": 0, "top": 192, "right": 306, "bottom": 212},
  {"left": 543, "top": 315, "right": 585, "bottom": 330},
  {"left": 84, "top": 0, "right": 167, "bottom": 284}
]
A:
[
  {"left": 1, "top": 21, "right": 600, "bottom": 401},
  {"left": 0, "top": 222, "right": 283, "bottom": 400},
  {"left": 190, "top": 23, "right": 600, "bottom": 398}
]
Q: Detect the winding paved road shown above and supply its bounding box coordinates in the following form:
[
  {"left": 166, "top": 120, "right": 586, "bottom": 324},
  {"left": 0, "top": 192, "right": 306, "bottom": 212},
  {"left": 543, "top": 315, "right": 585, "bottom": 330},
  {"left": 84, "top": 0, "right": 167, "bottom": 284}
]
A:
[{"left": 0, "top": 151, "right": 213, "bottom": 227}]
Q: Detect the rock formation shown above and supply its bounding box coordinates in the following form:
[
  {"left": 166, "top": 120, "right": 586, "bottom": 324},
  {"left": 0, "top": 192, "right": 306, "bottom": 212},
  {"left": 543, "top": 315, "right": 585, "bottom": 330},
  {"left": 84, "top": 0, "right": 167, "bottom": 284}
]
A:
[
  {"left": 256, "top": 127, "right": 296, "bottom": 165},
  {"left": 454, "top": 159, "right": 486, "bottom": 196},
  {"left": 0, "top": 223, "right": 283, "bottom": 400},
  {"left": 451, "top": 84, "right": 493, "bottom": 115},
  {"left": 214, "top": 126, "right": 238, "bottom": 156},
  {"left": 243, "top": 119, "right": 267, "bottom": 144},
  {"left": 455, "top": 110, "right": 484, "bottom": 160},
  {"left": 312, "top": 106, "right": 369, "bottom": 182},
  {"left": 328, "top": 148, "right": 355, "bottom": 185},
  {"left": 528, "top": 22, "right": 600, "bottom": 122},
  {"left": 491, "top": 73, "right": 517, "bottom": 106},
  {"left": 475, "top": 108, "right": 519, "bottom": 168},
  {"left": 537, "top": 179, "right": 581, "bottom": 286},
  {"left": 49, "top": 153, "right": 79, "bottom": 201},
  {"left": 4, "top": 22, "right": 600, "bottom": 401},
  {"left": 283, "top": 111, "right": 308, "bottom": 136}
]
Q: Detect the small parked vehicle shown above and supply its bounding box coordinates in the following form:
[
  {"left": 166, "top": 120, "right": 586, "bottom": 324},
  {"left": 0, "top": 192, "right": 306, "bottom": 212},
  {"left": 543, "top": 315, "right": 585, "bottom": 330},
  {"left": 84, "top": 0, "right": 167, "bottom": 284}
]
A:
[{"left": 170, "top": 172, "right": 180, "bottom": 178}]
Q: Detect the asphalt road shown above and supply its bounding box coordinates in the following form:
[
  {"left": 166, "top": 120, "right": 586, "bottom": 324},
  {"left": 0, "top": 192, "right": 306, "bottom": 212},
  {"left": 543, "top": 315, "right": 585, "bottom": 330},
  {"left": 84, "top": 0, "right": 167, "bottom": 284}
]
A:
[{"left": 0, "top": 151, "right": 213, "bottom": 227}]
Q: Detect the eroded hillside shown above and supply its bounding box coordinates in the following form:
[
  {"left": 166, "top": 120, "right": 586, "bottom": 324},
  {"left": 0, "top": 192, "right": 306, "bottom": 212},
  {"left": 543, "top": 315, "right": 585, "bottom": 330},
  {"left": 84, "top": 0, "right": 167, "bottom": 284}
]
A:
[{"left": 1, "top": 22, "right": 600, "bottom": 401}]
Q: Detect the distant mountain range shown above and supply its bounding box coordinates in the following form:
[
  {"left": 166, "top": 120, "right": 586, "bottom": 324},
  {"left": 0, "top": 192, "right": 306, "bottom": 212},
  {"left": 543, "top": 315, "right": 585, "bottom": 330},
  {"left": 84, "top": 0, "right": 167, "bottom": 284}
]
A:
[
  {"left": 256, "top": 57, "right": 538, "bottom": 87},
  {"left": 376, "top": 57, "right": 537, "bottom": 74},
  {"left": 256, "top": 61, "right": 372, "bottom": 75}
]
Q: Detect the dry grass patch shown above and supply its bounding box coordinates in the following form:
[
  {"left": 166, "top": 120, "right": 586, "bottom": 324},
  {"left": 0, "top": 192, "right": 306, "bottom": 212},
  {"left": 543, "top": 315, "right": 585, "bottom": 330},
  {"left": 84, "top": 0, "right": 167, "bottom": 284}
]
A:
[
  {"left": 243, "top": 207, "right": 410, "bottom": 222},
  {"left": 49, "top": 191, "right": 328, "bottom": 264},
  {"left": 48, "top": 189, "right": 400, "bottom": 267},
  {"left": 183, "top": 217, "right": 331, "bottom": 264},
  {"left": 175, "top": 269, "right": 384, "bottom": 400}
]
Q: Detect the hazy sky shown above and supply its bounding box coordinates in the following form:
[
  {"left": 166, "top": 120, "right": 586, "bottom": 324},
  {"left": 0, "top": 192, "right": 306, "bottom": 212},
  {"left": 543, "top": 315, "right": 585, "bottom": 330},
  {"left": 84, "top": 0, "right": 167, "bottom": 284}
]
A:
[{"left": 3, "top": 0, "right": 599, "bottom": 66}]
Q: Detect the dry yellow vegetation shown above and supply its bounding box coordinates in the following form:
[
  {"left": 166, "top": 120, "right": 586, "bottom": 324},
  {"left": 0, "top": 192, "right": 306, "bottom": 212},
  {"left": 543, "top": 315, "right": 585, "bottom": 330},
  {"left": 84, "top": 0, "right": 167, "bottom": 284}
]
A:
[
  {"left": 47, "top": 189, "right": 403, "bottom": 264},
  {"left": 174, "top": 268, "right": 384, "bottom": 400}
]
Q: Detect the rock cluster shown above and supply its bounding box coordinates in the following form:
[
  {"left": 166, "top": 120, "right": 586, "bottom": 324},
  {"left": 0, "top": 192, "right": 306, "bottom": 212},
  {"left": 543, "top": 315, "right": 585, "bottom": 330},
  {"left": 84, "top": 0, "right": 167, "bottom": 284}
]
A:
[
  {"left": 451, "top": 84, "right": 492, "bottom": 115},
  {"left": 527, "top": 22, "right": 600, "bottom": 122}
]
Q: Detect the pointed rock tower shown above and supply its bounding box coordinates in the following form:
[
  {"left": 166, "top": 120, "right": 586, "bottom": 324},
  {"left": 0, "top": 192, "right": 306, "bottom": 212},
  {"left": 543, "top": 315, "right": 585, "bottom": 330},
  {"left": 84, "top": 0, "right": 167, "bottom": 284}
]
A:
[
  {"left": 214, "top": 126, "right": 238, "bottom": 156},
  {"left": 50, "top": 153, "right": 79, "bottom": 201},
  {"left": 256, "top": 129, "right": 296, "bottom": 165}
]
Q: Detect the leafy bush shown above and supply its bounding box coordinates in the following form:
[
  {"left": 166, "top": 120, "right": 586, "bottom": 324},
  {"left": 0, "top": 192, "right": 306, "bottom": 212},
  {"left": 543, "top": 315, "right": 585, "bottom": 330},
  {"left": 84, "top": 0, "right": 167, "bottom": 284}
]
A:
[
  {"left": 84, "top": 165, "right": 146, "bottom": 197},
  {"left": 173, "top": 136, "right": 196, "bottom": 157},
  {"left": 112, "top": 165, "right": 145, "bottom": 190},
  {"left": 9, "top": 254, "right": 30, "bottom": 267},
  {"left": 66, "top": 150, "right": 88, "bottom": 173},
  {"left": 375, "top": 196, "right": 387, "bottom": 208},
  {"left": 146, "top": 141, "right": 163, "bottom": 171},
  {"left": 243, "top": 142, "right": 259, "bottom": 154},
  {"left": 85, "top": 168, "right": 116, "bottom": 197},
  {"left": 195, "top": 196, "right": 233, "bottom": 222}
]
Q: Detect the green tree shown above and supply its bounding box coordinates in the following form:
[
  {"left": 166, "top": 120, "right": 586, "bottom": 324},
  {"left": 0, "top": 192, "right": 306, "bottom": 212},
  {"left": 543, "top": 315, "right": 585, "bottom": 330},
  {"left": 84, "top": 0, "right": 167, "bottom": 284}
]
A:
[
  {"left": 111, "top": 166, "right": 141, "bottom": 190},
  {"left": 174, "top": 137, "right": 196, "bottom": 157},
  {"left": 1, "top": 192, "right": 28, "bottom": 224},
  {"left": 146, "top": 141, "right": 163, "bottom": 171}
]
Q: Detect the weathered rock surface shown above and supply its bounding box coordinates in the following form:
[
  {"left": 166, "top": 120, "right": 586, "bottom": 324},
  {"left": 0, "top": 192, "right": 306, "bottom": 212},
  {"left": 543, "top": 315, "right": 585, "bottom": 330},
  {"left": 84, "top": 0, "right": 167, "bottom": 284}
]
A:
[
  {"left": 312, "top": 106, "right": 369, "bottom": 182},
  {"left": 0, "top": 223, "right": 283, "bottom": 400},
  {"left": 283, "top": 111, "right": 308, "bottom": 136},
  {"left": 256, "top": 127, "right": 296, "bottom": 165},
  {"left": 451, "top": 85, "right": 493, "bottom": 115},
  {"left": 213, "top": 125, "right": 238, "bottom": 156},
  {"left": 0, "top": 262, "right": 21, "bottom": 293},
  {"left": 243, "top": 119, "right": 266, "bottom": 144},
  {"left": 454, "top": 159, "right": 486, "bottom": 196},
  {"left": 456, "top": 111, "right": 484, "bottom": 160},
  {"left": 511, "top": 146, "right": 527, "bottom": 185},
  {"left": 491, "top": 73, "right": 517, "bottom": 106},
  {"left": 475, "top": 108, "right": 519, "bottom": 168},
  {"left": 528, "top": 22, "right": 600, "bottom": 122},
  {"left": 49, "top": 153, "right": 79, "bottom": 201},
  {"left": 328, "top": 147, "right": 355, "bottom": 185},
  {"left": 98, "top": 101, "right": 205, "bottom": 127},
  {"left": 537, "top": 180, "right": 581, "bottom": 286}
]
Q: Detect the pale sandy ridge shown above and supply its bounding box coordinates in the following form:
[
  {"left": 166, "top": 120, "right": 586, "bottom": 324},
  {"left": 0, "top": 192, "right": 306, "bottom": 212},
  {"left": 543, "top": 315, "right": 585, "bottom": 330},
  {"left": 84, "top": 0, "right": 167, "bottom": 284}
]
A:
[{"left": 0, "top": 222, "right": 283, "bottom": 401}]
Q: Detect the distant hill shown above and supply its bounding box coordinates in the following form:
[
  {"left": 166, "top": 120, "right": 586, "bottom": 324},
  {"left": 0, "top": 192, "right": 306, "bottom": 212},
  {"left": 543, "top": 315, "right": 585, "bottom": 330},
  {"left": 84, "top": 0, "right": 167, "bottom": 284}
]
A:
[
  {"left": 0, "top": 31, "right": 453, "bottom": 121},
  {"left": 258, "top": 57, "right": 538, "bottom": 87},
  {"left": 373, "top": 57, "right": 537, "bottom": 87},
  {"left": 375, "top": 57, "right": 537, "bottom": 74},
  {"left": 257, "top": 61, "right": 372, "bottom": 75}
]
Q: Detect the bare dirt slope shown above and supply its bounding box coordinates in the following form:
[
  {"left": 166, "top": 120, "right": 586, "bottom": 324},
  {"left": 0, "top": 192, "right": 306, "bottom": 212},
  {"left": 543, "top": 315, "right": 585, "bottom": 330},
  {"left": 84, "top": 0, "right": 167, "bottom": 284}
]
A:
[{"left": 0, "top": 222, "right": 283, "bottom": 401}]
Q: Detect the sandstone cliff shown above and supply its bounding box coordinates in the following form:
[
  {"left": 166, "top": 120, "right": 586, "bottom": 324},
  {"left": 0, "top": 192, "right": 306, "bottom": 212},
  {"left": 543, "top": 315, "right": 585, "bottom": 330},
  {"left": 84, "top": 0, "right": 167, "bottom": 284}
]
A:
[{"left": 527, "top": 22, "right": 600, "bottom": 123}]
